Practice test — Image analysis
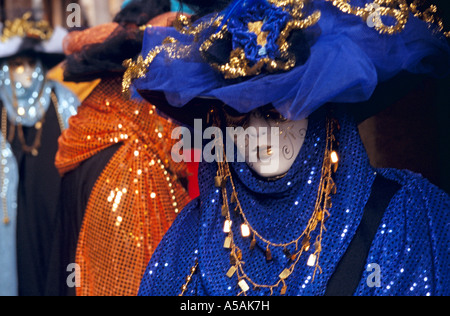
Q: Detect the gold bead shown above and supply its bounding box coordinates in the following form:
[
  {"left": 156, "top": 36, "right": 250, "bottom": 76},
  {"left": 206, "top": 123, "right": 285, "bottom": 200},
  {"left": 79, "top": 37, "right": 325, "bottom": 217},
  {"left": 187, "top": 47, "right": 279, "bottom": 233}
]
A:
[
  {"left": 3, "top": 217, "right": 10, "bottom": 225},
  {"left": 331, "top": 151, "right": 339, "bottom": 164}
]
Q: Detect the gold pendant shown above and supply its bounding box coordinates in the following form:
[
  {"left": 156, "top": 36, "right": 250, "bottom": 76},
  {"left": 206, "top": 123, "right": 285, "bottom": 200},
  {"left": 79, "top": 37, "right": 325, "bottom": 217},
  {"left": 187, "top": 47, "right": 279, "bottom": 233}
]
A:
[
  {"left": 238, "top": 279, "right": 250, "bottom": 293},
  {"left": 215, "top": 176, "right": 226, "bottom": 188},
  {"left": 250, "top": 237, "right": 257, "bottom": 251},
  {"left": 230, "top": 253, "right": 237, "bottom": 265},
  {"left": 266, "top": 247, "right": 273, "bottom": 261},
  {"left": 224, "top": 236, "right": 232, "bottom": 249},
  {"left": 231, "top": 192, "right": 238, "bottom": 204},
  {"left": 222, "top": 205, "right": 229, "bottom": 217},
  {"left": 223, "top": 220, "right": 232, "bottom": 233},
  {"left": 302, "top": 236, "right": 311, "bottom": 252},
  {"left": 215, "top": 176, "right": 223, "bottom": 188},
  {"left": 307, "top": 254, "right": 317, "bottom": 267},
  {"left": 227, "top": 266, "right": 237, "bottom": 278},
  {"left": 241, "top": 224, "right": 251, "bottom": 238}
]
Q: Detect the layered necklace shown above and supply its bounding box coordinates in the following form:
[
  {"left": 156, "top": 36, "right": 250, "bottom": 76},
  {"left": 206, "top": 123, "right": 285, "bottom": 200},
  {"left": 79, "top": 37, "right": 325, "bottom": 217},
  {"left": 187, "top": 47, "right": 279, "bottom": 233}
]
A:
[{"left": 180, "top": 109, "right": 340, "bottom": 296}]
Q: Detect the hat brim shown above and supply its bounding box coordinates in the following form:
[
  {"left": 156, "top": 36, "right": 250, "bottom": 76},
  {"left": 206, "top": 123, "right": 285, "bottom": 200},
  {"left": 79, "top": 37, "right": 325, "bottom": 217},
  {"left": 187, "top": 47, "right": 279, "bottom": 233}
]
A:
[
  {"left": 0, "top": 26, "right": 67, "bottom": 69},
  {"left": 138, "top": 70, "right": 426, "bottom": 128}
]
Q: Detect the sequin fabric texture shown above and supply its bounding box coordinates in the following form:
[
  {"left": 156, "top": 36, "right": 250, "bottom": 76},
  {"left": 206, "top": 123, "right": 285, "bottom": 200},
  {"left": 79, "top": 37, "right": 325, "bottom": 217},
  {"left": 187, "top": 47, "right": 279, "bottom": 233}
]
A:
[
  {"left": 0, "top": 132, "right": 18, "bottom": 296},
  {"left": 56, "top": 77, "right": 191, "bottom": 296},
  {"left": 138, "top": 110, "right": 449, "bottom": 296}
]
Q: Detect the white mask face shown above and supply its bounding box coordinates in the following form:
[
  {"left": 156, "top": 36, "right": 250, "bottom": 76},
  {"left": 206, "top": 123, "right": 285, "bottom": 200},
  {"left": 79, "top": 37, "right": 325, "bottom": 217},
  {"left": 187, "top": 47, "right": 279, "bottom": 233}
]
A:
[
  {"left": 228, "top": 109, "right": 308, "bottom": 179},
  {"left": 9, "top": 57, "right": 36, "bottom": 89}
]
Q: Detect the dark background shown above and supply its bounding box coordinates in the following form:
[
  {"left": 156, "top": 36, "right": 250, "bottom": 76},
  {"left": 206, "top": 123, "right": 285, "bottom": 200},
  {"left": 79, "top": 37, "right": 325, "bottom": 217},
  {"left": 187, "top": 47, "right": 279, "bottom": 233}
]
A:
[{"left": 356, "top": 0, "right": 450, "bottom": 193}]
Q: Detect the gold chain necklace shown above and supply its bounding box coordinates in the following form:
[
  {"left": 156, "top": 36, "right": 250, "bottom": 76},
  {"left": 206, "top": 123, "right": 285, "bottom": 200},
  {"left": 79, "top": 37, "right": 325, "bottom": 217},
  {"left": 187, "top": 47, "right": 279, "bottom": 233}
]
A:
[
  {"left": 9, "top": 78, "right": 48, "bottom": 157},
  {"left": 179, "top": 110, "right": 340, "bottom": 296}
]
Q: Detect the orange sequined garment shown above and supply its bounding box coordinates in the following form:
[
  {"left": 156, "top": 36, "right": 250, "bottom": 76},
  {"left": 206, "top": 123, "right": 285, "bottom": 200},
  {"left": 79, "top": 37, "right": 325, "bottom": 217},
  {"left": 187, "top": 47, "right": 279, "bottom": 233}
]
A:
[{"left": 55, "top": 77, "right": 191, "bottom": 296}]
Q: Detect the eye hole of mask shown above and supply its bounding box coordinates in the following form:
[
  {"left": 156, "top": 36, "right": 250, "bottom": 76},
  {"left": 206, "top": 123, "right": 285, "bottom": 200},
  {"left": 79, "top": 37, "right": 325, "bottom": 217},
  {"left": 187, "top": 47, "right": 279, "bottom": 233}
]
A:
[
  {"left": 223, "top": 104, "right": 288, "bottom": 128},
  {"left": 8, "top": 56, "right": 37, "bottom": 69},
  {"left": 256, "top": 104, "right": 288, "bottom": 123},
  {"left": 222, "top": 105, "right": 249, "bottom": 128}
]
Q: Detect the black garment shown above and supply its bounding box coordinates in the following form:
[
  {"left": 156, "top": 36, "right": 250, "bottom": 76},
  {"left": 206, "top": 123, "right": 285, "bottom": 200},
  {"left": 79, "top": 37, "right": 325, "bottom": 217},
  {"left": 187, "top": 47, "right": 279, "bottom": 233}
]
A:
[
  {"left": 325, "top": 175, "right": 401, "bottom": 296},
  {"left": 45, "top": 144, "right": 121, "bottom": 296},
  {"left": 0, "top": 99, "right": 62, "bottom": 296}
]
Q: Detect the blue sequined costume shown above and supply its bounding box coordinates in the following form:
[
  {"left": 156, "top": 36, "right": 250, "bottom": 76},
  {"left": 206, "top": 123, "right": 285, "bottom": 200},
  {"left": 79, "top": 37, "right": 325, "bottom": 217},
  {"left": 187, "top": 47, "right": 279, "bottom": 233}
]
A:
[
  {"left": 138, "top": 110, "right": 449, "bottom": 296},
  {"left": 133, "top": 0, "right": 450, "bottom": 296}
]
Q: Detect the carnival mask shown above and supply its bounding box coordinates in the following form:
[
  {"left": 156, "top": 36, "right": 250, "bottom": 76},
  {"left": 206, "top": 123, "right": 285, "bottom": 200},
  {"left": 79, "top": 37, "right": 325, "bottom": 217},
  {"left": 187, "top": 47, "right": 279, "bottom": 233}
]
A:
[
  {"left": 226, "top": 106, "right": 308, "bottom": 179},
  {"left": 7, "top": 56, "right": 38, "bottom": 89},
  {"left": 0, "top": 57, "right": 49, "bottom": 126}
]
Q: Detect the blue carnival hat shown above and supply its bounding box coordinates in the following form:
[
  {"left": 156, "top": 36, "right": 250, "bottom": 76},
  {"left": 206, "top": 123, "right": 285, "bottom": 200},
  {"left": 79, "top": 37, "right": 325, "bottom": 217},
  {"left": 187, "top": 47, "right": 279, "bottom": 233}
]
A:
[{"left": 124, "top": 0, "right": 450, "bottom": 123}]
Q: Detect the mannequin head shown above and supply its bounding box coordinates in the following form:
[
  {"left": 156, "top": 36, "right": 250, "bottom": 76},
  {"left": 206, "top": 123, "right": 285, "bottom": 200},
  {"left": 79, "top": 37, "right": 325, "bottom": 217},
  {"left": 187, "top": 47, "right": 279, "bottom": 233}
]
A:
[{"left": 225, "top": 106, "right": 308, "bottom": 179}]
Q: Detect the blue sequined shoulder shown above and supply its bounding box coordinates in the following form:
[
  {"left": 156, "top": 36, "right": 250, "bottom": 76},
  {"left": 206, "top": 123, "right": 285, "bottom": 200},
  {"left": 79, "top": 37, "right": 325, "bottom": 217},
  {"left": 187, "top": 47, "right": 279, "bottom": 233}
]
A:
[{"left": 355, "top": 168, "right": 449, "bottom": 296}]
